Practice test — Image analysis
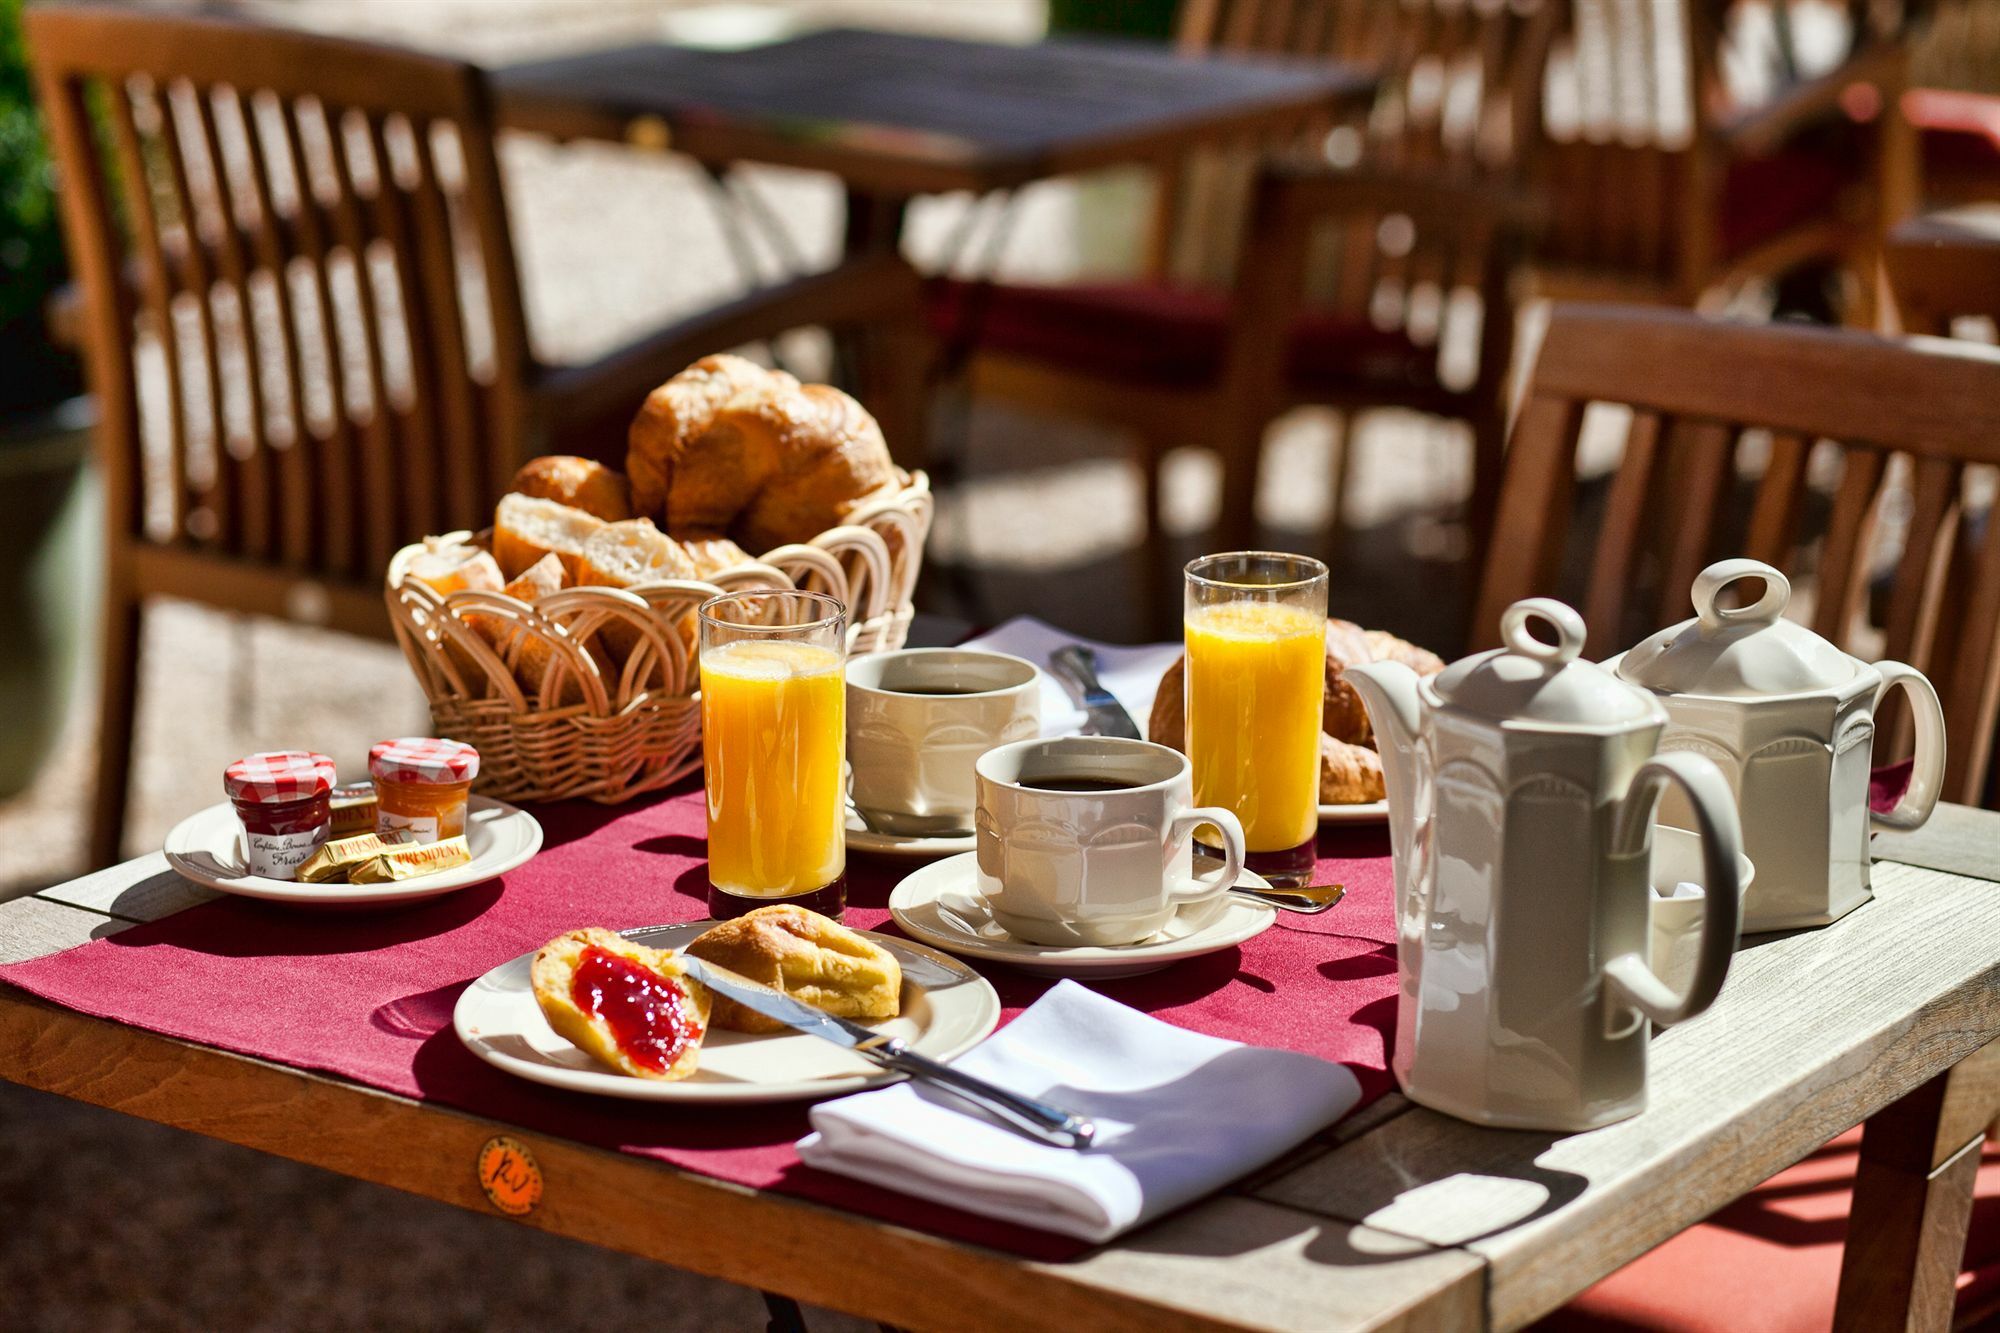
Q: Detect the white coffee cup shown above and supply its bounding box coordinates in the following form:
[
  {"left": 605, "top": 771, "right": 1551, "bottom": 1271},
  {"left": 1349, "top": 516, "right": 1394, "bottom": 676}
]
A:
[
  {"left": 847, "top": 648, "right": 1041, "bottom": 836},
  {"left": 973, "top": 736, "right": 1247, "bottom": 947}
]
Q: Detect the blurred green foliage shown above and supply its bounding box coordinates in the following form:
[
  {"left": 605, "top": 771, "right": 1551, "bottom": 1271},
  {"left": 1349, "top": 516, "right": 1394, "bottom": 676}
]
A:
[{"left": 0, "top": 0, "right": 83, "bottom": 416}]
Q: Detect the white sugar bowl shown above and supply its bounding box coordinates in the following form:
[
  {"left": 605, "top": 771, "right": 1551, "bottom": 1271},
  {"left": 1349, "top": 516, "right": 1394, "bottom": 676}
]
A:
[{"left": 1609, "top": 559, "right": 1945, "bottom": 931}]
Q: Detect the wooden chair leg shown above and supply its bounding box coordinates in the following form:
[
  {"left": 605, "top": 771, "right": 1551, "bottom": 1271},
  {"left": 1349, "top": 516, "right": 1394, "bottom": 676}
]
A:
[
  {"left": 1324, "top": 410, "right": 1355, "bottom": 561},
  {"left": 1467, "top": 404, "right": 1508, "bottom": 563},
  {"left": 89, "top": 585, "right": 142, "bottom": 870},
  {"left": 1833, "top": 1040, "right": 2000, "bottom": 1332},
  {"left": 1138, "top": 440, "right": 1172, "bottom": 639}
]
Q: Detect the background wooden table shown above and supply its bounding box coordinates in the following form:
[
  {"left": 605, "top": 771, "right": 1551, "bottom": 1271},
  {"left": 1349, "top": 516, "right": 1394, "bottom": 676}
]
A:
[
  {"left": 5, "top": 809, "right": 2000, "bottom": 1330},
  {"left": 493, "top": 28, "right": 1376, "bottom": 199}
]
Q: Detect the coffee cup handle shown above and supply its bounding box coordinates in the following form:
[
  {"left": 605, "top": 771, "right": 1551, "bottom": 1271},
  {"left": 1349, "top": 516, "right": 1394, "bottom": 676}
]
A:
[{"left": 1166, "top": 807, "right": 1246, "bottom": 905}]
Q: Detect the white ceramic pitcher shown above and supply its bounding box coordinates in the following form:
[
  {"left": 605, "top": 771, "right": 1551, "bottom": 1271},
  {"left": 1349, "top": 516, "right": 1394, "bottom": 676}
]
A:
[
  {"left": 1348, "top": 598, "right": 1747, "bottom": 1131},
  {"left": 1609, "top": 558, "right": 1945, "bottom": 931}
]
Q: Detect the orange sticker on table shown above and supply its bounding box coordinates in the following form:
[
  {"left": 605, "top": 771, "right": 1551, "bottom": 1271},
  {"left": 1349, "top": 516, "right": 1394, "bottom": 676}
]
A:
[{"left": 477, "top": 1135, "right": 543, "bottom": 1216}]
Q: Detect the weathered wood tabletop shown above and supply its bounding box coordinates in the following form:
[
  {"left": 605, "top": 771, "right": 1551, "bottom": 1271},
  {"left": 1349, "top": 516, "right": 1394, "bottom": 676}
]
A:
[
  {"left": 4, "top": 807, "right": 1998, "bottom": 1330},
  {"left": 492, "top": 27, "right": 1376, "bottom": 197}
]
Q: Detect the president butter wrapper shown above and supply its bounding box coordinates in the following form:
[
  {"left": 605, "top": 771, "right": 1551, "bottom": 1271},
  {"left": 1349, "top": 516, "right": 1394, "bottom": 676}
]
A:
[
  {"left": 329, "top": 782, "right": 379, "bottom": 838},
  {"left": 297, "top": 831, "right": 411, "bottom": 884},
  {"left": 348, "top": 835, "right": 471, "bottom": 884}
]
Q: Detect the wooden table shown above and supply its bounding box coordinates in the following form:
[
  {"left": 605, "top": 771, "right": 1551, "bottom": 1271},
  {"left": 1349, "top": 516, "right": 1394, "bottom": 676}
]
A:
[
  {"left": 493, "top": 27, "right": 1375, "bottom": 200},
  {"left": 6, "top": 808, "right": 2000, "bottom": 1330}
]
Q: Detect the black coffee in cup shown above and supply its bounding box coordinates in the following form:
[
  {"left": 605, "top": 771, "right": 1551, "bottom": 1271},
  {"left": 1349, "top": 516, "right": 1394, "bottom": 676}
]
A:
[{"left": 1016, "top": 775, "right": 1137, "bottom": 793}]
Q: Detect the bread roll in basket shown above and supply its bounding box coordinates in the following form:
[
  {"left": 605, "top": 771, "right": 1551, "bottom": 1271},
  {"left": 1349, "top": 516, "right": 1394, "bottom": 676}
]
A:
[{"left": 384, "top": 357, "right": 932, "bottom": 804}]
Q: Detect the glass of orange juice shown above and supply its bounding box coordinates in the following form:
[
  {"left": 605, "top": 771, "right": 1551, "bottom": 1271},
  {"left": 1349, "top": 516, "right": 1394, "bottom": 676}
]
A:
[
  {"left": 698, "top": 590, "right": 848, "bottom": 920},
  {"left": 1184, "top": 552, "right": 1328, "bottom": 888}
]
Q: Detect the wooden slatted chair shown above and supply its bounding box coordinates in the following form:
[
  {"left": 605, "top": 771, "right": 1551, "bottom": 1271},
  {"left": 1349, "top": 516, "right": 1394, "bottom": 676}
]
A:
[
  {"left": 928, "top": 0, "right": 1558, "bottom": 600},
  {"left": 26, "top": 5, "right": 925, "bottom": 865},
  {"left": 1474, "top": 302, "right": 2000, "bottom": 807},
  {"left": 1529, "top": 0, "right": 1915, "bottom": 320},
  {"left": 1887, "top": 206, "right": 2000, "bottom": 333}
]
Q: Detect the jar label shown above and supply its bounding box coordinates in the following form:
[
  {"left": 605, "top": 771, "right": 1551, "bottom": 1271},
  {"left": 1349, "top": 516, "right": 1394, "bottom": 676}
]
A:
[
  {"left": 246, "top": 827, "right": 328, "bottom": 880},
  {"left": 378, "top": 811, "right": 439, "bottom": 843}
]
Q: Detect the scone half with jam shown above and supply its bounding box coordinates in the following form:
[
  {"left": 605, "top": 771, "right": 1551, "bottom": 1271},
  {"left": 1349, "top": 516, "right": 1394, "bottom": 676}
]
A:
[{"left": 531, "top": 927, "right": 712, "bottom": 1079}]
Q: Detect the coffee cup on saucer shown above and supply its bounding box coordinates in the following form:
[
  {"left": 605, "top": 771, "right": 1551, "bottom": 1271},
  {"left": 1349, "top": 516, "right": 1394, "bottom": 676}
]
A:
[
  {"left": 847, "top": 648, "right": 1041, "bottom": 837},
  {"left": 973, "top": 736, "right": 1247, "bottom": 947}
]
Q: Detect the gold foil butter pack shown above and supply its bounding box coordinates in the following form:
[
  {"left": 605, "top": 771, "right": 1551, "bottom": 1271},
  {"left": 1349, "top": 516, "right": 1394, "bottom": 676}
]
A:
[
  {"left": 297, "top": 831, "right": 413, "bottom": 884},
  {"left": 349, "top": 836, "right": 472, "bottom": 884}
]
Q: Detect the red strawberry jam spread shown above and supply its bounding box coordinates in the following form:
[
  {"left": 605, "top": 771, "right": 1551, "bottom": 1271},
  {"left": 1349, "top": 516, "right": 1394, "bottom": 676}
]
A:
[{"left": 571, "top": 946, "right": 702, "bottom": 1072}]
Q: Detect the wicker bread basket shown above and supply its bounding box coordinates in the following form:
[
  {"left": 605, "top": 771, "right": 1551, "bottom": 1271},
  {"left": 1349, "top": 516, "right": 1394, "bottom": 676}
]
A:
[{"left": 384, "top": 473, "right": 932, "bottom": 804}]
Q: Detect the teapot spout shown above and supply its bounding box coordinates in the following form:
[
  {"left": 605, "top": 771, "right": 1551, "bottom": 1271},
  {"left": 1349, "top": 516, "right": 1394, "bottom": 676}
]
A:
[{"left": 1348, "top": 660, "right": 1425, "bottom": 771}]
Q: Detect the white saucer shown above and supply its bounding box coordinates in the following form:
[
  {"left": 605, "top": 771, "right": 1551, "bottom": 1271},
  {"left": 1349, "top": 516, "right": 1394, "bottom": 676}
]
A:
[
  {"left": 454, "top": 923, "right": 1000, "bottom": 1103},
  {"left": 163, "top": 796, "right": 542, "bottom": 906},
  {"left": 1319, "top": 799, "right": 1389, "bottom": 824},
  {"left": 844, "top": 804, "right": 976, "bottom": 859},
  {"left": 888, "top": 853, "right": 1278, "bottom": 979}
]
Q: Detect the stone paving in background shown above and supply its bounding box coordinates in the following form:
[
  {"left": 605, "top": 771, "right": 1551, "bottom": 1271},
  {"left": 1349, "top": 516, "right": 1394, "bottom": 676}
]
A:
[{"left": 2, "top": 1, "right": 1475, "bottom": 1327}]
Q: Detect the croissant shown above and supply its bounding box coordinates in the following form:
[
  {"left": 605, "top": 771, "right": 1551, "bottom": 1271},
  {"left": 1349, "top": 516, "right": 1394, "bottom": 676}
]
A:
[
  {"left": 627, "top": 354, "right": 902, "bottom": 552},
  {"left": 1321, "top": 735, "right": 1386, "bottom": 804}
]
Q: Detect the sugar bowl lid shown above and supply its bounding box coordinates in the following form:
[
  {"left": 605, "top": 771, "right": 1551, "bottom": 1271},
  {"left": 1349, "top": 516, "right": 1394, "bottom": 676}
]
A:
[
  {"left": 1615, "top": 559, "right": 1857, "bottom": 697},
  {"left": 1435, "top": 598, "right": 1660, "bottom": 727}
]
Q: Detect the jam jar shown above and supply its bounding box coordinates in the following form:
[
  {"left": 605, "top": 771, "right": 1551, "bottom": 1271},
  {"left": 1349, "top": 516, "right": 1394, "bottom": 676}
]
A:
[
  {"left": 224, "top": 751, "right": 337, "bottom": 880},
  {"left": 369, "top": 737, "right": 480, "bottom": 843}
]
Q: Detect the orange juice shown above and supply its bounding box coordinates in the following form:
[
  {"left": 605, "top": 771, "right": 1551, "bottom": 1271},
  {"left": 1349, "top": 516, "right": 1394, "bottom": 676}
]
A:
[
  {"left": 700, "top": 639, "right": 846, "bottom": 897},
  {"left": 1185, "top": 601, "right": 1322, "bottom": 852}
]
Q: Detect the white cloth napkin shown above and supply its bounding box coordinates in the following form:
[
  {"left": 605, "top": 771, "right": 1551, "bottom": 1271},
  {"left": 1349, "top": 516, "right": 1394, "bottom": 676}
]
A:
[
  {"left": 959, "top": 616, "right": 1184, "bottom": 740},
  {"left": 795, "top": 981, "right": 1362, "bottom": 1241}
]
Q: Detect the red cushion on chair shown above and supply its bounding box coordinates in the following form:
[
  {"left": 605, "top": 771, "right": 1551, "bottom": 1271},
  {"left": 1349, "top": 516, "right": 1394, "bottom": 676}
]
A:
[
  {"left": 1536, "top": 1130, "right": 2000, "bottom": 1332},
  {"left": 923, "top": 277, "right": 1437, "bottom": 390},
  {"left": 1904, "top": 88, "right": 2000, "bottom": 190},
  {"left": 1718, "top": 146, "right": 1852, "bottom": 261}
]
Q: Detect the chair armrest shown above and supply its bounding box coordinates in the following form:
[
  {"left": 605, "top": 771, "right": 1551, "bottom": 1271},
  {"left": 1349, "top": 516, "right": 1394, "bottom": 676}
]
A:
[
  {"left": 1254, "top": 161, "right": 1547, "bottom": 239},
  {"left": 525, "top": 250, "right": 924, "bottom": 434},
  {"left": 1713, "top": 40, "right": 1907, "bottom": 158}
]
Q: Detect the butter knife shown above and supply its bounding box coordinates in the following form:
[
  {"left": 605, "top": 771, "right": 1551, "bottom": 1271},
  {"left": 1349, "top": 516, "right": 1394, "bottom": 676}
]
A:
[
  {"left": 1047, "top": 645, "right": 1142, "bottom": 739},
  {"left": 677, "top": 956, "right": 1096, "bottom": 1150}
]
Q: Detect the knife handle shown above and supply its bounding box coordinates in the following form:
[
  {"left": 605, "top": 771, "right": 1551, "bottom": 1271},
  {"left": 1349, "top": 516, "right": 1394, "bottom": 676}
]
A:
[{"left": 876, "top": 1039, "right": 1097, "bottom": 1150}]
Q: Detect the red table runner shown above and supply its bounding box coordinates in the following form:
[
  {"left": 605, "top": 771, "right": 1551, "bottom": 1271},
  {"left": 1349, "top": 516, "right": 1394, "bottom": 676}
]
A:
[{"left": 0, "top": 784, "right": 1400, "bottom": 1259}]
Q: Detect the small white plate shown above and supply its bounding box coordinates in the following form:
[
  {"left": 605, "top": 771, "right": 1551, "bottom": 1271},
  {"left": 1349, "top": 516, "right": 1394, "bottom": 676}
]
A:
[
  {"left": 455, "top": 923, "right": 1000, "bottom": 1104},
  {"left": 1319, "top": 799, "right": 1389, "bottom": 824},
  {"left": 888, "top": 853, "right": 1278, "bottom": 979},
  {"left": 163, "top": 796, "right": 542, "bottom": 906},
  {"left": 844, "top": 804, "right": 976, "bottom": 859}
]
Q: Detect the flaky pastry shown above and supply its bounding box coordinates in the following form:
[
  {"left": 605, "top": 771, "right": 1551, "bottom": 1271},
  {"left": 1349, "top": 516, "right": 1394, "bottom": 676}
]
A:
[{"left": 684, "top": 905, "right": 901, "bottom": 1035}]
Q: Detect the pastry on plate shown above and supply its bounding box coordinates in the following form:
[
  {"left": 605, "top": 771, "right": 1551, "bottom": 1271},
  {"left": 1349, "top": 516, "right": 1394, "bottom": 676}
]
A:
[
  {"left": 1322, "top": 734, "right": 1386, "bottom": 804},
  {"left": 532, "top": 927, "right": 712, "bottom": 1079},
  {"left": 684, "top": 905, "right": 901, "bottom": 1034}
]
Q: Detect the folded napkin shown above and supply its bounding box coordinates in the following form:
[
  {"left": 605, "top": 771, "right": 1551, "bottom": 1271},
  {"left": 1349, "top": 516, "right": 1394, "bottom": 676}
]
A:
[
  {"left": 959, "top": 616, "right": 1184, "bottom": 740},
  {"left": 796, "top": 981, "right": 1362, "bottom": 1241}
]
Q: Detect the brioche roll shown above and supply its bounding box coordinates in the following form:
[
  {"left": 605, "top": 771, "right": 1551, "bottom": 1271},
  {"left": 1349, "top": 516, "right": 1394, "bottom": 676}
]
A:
[
  {"left": 509, "top": 455, "right": 633, "bottom": 522},
  {"left": 684, "top": 905, "right": 901, "bottom": 1035},
  {"left": 531, "top": 927, "right": 711, "bottom": 1080},
  {"left": 1321, "top": 734, "right": 1385, "bottom": 804}
]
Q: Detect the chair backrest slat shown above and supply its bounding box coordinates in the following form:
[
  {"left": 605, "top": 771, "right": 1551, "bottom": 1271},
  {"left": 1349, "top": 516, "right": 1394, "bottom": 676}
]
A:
[
  {"left": 27, "top": 5, "right": 530, "bottom": 584},
  {"left": 1478, "top": 304, "right": 2000, "bottom": 804}
]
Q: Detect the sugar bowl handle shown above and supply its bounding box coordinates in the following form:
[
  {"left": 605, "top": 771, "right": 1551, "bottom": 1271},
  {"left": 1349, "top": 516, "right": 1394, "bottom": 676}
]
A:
[
  {"left": 1692, "top": 559, "right": 1790, "bottom": 631},
  {"left": 1871, "top": 661, "right": 1946, "bottom": 833},
  {"left": 1604, "top": 751, "right": 1746, "bottom": 1031}
]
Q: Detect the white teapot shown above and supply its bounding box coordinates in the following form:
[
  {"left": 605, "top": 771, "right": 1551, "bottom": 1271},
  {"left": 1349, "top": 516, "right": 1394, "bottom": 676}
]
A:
[
  {"left": 1610, "top": 559, "right": 1945, "bottom": 932},
  {"left": 1348, "top": 598, "right": 1747, "bottom": 1132}
]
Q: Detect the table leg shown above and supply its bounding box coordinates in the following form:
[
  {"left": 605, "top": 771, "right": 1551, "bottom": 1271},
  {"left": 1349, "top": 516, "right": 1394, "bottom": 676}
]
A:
[
  {"left": 838, "top": 189, "right": 930, "bottom": 470},
  {"left": 1832, "top": 1040, "right": 2000, "bottom": 1332}
]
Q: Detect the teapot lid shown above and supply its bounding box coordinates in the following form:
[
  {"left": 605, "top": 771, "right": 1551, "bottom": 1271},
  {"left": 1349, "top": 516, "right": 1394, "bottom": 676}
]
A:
[
  {"left": 1614, "top": 559, "right": 1857, "bottom": 698},
  {"left": 1435, "top": 599, "right": 1661, "bottom": 727}
]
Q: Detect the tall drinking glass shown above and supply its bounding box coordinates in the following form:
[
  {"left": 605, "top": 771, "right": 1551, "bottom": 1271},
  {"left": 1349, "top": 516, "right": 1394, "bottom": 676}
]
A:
[
  {"left": 698, "top": 590, "right": 848, "bottom": 920},
  {"left": 1183, "top": 552, "right": 1329, "bottom": 887}
]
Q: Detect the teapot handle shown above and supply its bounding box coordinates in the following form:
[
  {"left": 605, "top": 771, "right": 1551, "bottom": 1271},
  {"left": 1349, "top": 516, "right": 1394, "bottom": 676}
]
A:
[
  {"left": 1604, "top": 751, "right": 1746, "bottom": 1031},
  {"left": 1870, "top": 661, "right": 1946, "bottom": 833}
]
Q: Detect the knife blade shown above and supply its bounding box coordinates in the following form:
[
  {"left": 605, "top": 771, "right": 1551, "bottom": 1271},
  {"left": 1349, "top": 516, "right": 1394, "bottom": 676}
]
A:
[
  {"left": 677, "top": 955, "right": 1096, "bottom": 1150},
  {"left": 1046, "top": 645, "right": 1142, "bottom": 739}
]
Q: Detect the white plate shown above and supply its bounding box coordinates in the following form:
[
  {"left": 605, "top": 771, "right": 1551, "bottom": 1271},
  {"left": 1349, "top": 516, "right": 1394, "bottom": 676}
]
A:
[
  {"left": 455, "top": 923, "right": 1000, "bottom": 1104},
  {"left": 844, "top": 804, "right": 976, "bottom": 859},
  {"left": 1319, "top": 799, "right": 1389, "bottom": 824},
  {"left": 163, "top": 796, "right": 542, "bottom": 906},
  {"left": 888, "top": 853, "right": 1278, "bottom": 979}
]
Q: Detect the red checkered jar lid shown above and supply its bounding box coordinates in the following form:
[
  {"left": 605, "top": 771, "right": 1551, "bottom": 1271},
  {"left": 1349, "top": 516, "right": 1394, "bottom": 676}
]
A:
[
  {"left": 223, "top": 751, "right": 337, "bottom": 804},
  {"left": 369, "top": 737, "right": 480, "bottom": 785}
]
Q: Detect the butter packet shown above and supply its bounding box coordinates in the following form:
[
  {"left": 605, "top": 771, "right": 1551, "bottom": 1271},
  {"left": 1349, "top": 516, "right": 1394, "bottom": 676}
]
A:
[
  {"left": 328, "top": 782, "right": 379, "bottom": 838},
  {"left": 349, "top": 836, "right": 472, "bottom": 884},
  {"left": 297, "top": 831, "right": 413, "bottom": 885}
]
